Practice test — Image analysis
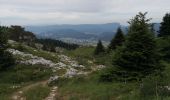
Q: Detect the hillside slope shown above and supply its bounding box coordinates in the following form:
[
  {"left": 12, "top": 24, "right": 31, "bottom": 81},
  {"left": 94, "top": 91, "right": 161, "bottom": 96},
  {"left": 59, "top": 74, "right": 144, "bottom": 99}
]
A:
[{"left": 1, "top": 41, "right": 105, "bottom": 100}]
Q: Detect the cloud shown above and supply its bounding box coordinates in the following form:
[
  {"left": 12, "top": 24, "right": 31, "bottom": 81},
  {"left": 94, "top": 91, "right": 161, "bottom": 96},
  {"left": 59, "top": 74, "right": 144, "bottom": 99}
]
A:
[{"left": 0, "top": 0, "right": 169, "bottom": 25}]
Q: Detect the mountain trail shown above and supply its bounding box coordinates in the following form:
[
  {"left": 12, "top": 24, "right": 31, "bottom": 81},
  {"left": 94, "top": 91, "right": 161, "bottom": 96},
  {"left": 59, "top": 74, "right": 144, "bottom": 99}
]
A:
[
  {"left": 11, "top": 80, "right": 47, "bottom": 100},
  {"left": 44, "top": 86, "right": 58, "bottom": 100},
  {"left": 10, "top": 48, "right": 105, "bottom": 100}
]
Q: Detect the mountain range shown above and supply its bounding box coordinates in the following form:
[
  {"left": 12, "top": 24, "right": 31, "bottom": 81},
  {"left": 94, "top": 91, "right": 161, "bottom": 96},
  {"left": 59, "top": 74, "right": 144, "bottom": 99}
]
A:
[{"left": 25, "top": 23, "right": 160, "bottom": 42}]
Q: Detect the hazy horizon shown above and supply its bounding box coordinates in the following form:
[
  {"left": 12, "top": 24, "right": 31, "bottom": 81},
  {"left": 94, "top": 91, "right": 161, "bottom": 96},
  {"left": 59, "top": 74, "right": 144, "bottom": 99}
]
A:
[{"left": 0, "top": 0, "right": 169, "bottom": 26}]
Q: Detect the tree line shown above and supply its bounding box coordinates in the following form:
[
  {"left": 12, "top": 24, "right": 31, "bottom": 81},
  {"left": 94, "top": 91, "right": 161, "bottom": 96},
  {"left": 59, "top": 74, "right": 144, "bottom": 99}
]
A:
[
  {"left": 0, "top": 25, "right": 79, "bottom": 70},
  {"left": 1, "top": 25, "right": 79, "bottom": 51},
  {"left": 94, "top": 12, "right": 170, "bottom": 81},
  {"left": 36, "top": 39, "right": 79, "bottom": 51}
]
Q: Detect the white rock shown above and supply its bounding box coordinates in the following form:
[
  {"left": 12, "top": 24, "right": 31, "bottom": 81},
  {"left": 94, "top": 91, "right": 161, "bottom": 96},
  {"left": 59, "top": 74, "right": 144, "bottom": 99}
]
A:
[
  {"left": 65, "top": 68, "right": 77, "bottom": 78},
  {"left": 7, "top": 49, "right": 62, "bottom": 69},
  {"left": 96, "top": 65, "right": 106, "bottom": 69},
  {"left": 48, "top": 75, "right": 59, "bottom": 84}
]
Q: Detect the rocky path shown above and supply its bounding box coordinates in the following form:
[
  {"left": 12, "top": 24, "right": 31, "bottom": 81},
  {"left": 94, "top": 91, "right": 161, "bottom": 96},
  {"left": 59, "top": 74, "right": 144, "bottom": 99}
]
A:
[
  {"left": 45, "top": 86, "right": 58, "bottom": 100},
  {"left": 11, "top": 81, "right": 47, "bottom": 100},
  {"left": 10, "top": 48, "right": 105, "bottom": 100}
]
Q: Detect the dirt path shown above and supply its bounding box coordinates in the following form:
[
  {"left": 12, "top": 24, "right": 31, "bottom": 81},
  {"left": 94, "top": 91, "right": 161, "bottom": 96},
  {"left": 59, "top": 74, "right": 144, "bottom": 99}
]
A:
[
  {"left": 11, "top": 53, "right": 105, "bottom": 100},
  {"left": 44, "top": 86, "right": 58, "bottom": 100},
  {"left": 11, "top": 80, "right": 47, "bottom": 100}
]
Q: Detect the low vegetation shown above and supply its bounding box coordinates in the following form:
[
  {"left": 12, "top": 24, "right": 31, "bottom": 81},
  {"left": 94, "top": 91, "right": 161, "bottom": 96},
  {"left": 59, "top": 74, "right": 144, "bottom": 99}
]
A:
[
  {"left": 0, "top": 64, "right": 52, "bottom": 99},
  {"left": 23, "top": 85, "right": 50, "bottom": 100}
]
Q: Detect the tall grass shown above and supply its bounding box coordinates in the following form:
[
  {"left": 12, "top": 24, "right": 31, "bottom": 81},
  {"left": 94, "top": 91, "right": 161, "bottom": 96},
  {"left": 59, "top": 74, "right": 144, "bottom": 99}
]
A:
[
  {"left": 23, "top": 85, "right": 50, "bottom": 100},
  {"left": 0, "top": 64, "right": 53, "bottom": 99},
  {"left": 55, "top": 72, "right": 139, "bottom": 100}
]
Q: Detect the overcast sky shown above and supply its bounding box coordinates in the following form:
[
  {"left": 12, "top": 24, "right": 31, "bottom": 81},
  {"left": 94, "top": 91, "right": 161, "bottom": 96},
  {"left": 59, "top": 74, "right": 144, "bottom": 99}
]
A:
[{"left": 0, "top": 0, "right": 169, "bottom": 25}]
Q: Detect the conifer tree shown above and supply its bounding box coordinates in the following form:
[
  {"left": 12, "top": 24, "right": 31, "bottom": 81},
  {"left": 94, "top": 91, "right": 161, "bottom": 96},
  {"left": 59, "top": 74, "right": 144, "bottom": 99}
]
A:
[
  {"left": 113, "top": 12, "right": 160, "bottom": 76},
  {"left": 158, "top": 13, "right": 170, "bottom": 37},
  {"left": 9, "top": 25, "right": 25, "bottom": 41},
  {"left": 108, "top": 27, "right": 125, "bottom": 51},
  {"left": 157, "top": 13, "right": 170, "bottom": 61},
  {"left": 0, "top": 26, "right": 15, "bottom": 70},
  {"left": 94, "top": 40, "right": 105, "bottom": 55}
]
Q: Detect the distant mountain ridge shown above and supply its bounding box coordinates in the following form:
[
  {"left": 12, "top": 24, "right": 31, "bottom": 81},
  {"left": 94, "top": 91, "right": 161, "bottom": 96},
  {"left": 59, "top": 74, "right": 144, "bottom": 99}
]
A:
[
  {"left": 25, "top": 23, "right": 122, "bottom": 42},
  {"left": 25, "top": 23, "right": 160, "bottom": 42},
  {"left": 25, "top": 23, "right": 120, "bottom": 34}
]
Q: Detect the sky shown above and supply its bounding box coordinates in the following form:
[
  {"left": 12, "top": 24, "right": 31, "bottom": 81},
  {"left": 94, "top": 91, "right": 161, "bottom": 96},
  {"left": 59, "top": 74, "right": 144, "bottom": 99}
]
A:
[{"left": 0, "top": 0, "right": 170, "bottom": 26}]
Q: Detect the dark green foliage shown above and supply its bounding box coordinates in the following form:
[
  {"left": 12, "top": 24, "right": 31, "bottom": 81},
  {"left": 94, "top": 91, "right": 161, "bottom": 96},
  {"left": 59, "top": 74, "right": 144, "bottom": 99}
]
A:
[
  {"left": 94, "top": 40, "right": 105, "bottom": 55},
  {"left": 158, "top": 13, "right": 170, "bottom": 37},
  {"left": 9, "top": 25, "right": 36, "bottom": 43},
  {"left": 108, "top": 27, "right": 125, "bottom": 51},
  {"left": 9, "top": 25, "right": 24, "bottom": 41},
  {"left": 99, "top": 67, "right": 116, "bottom": 82},
  {"left": 8, "top": 25, "right": 79, "bottom": 51},
  {"left": 113, "top": 12, "right": 161, "bottom": 76},
  {"left": 157, "top": 13, "right": 170, "bottom": 61},
  {"left": 0, "top": 27, "right": 8, "bottom": 50},
  {"left": 0, "top": 26, "right": 15, "bottom": 70},
  {"left": 37, "top": 39, "right": 79, "bottom": 51},
  {"left": 0, "top": 51, "right": 15, "bottom": 70},
  {"left": 157, "top": 37, "right": 170, "bottom": 61},
  {"left": 140, "top": 74, "right": 170, "bottom": 100}
]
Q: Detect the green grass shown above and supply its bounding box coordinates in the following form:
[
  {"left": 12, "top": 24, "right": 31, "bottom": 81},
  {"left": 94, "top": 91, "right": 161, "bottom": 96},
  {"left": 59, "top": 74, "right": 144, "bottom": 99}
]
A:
[
  {"left": 0, "top": 84, "right": 17, "bottom": 100},
  {"left": 6, "top": 41, "right": 170, "bottom": 100},
  {"left": 54, "top": 72, "right": 139, "bottom": 100},
  {"left": 0, "top": 64, "right": 53, "bottom": 99},
  {"left": 65, "top": 47, "right": 95, "bottom": 59},
  {"left": 94, "top": 53, "right": 114, "bottom": 66},
  {"left": 0, "top": 64, "right": 52, "bottom": 84},
  {"left": 64, "top": 47, "right": 95, "bottom": 66},
  {"left": 64, "top": 47, "right": 114, "bottom": 67},
  {"left": 51, "top": 62, "right": 170, "bottom": 100},
  {"left": 23, "top": 85, "right": 50, "bottom": 100}
]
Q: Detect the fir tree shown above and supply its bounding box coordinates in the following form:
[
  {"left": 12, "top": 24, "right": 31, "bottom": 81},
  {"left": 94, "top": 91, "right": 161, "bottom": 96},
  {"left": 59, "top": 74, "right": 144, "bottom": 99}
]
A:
[
  {"left": 108, "top": 27, "right": 125, "bottom": 51},
  {"left": 0, "top": 26, "right": 15, "bottom": 70},
  {"left": 157, "top": 37, "right": 170, "bottom": 61},
  {"left": 0, "top": 27, "right": 8, "bottom": 51},
  {"left": 157, "top": 13, "right": 170, "bottom": 61},
  {"left": 9, "top": 25, "right": 25, "bottom": 42},
  {"left": 158, "top": 13, "right": 170, "bottom": 37},
  {"left": 94, "top": 40, "right": 105, "bottom": 55},
  {"left": 113, "top": 12, "right": 161, "bottom": 76}
]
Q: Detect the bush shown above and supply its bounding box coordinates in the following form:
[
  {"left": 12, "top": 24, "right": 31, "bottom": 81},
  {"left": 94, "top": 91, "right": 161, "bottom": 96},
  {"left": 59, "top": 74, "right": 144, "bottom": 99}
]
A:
[
  {"left": 140, "top": 75, "right": 170, "bottom": 100},
  {"left": 99, "top": 67, "right": 115, "bottom": 82}
]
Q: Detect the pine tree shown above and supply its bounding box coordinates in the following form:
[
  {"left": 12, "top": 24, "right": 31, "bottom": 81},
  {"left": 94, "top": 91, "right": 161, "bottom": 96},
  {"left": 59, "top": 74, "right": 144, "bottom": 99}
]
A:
[
  {"left": 9, "top": 25, "right": 25, "bottom": 42},
  {"left": 158, "top": 13, "right": 170, "bottom": 37},
  {"left": 0, "top": 27, "right": 8, "bottom": 51},
  {"left": 94, "top": 40, "right": 105, "bottom": 55},
  {"left": 113, "top": 12, "right": 160, "bottom": 76},
  {"left": 157, "top": 13, "right": 170, "bottom": 61},
  {"left": 0, "top": 26, "right": 15, "bottom": 70},
  {"left": 108, "top": 27, "right": 125, "bottom": 51},
  {"left": 157, "top": 37, "right": 170, "bottom": 61}
]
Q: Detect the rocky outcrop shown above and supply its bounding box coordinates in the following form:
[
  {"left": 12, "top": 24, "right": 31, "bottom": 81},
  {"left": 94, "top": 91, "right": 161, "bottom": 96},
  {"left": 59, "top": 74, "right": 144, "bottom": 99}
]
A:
[
  {"left": 8, "top": 48, "right": 106, "bottom": 84},
  {"left": 7, "top": 49, "right": 62, "bottom": 69}
]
